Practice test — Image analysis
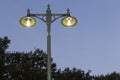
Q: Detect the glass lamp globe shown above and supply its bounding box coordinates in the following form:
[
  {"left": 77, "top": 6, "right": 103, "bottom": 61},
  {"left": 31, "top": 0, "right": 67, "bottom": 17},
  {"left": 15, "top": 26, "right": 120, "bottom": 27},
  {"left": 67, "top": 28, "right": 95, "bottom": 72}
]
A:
[
  {"left": 20, "top": 16, "right": 36, "bottom": 28},
  {"left": 61, "top": 16, "right": 77, "bottom": 28}
]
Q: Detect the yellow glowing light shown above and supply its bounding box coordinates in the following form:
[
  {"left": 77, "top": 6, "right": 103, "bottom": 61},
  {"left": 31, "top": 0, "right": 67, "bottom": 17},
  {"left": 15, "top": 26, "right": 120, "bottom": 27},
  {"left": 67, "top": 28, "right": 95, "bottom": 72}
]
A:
[
  {"left": 20, "top": 16, "right": 36, "bottom": 28},
  {"left": 61, "top": 16, "right": 77, "bottom": 28}
]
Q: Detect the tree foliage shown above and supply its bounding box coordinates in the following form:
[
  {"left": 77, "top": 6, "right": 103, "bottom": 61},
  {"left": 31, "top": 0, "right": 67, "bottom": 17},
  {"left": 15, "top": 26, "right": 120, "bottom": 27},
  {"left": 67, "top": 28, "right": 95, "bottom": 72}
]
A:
[
  {"left": 4, "top": 49, "right": 57, "bottom": 80},
  {"left": 0, "top": 36, "right": 10, "bottom": 79},
  {"left": 54, "top": 67, "right": 92, "bottom": 80},
  {"left": 93, "top": 72, "right": 120, "bottom": 80},
  {"left": 1, "top": 36, "right": 120, "bottom": 80}
]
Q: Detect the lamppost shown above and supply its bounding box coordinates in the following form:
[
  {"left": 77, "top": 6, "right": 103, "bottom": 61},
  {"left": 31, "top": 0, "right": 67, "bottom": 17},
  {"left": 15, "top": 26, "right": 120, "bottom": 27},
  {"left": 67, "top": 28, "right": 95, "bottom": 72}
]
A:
[{"left": 20, "top": 4, "right": 77, "bottom": 80}]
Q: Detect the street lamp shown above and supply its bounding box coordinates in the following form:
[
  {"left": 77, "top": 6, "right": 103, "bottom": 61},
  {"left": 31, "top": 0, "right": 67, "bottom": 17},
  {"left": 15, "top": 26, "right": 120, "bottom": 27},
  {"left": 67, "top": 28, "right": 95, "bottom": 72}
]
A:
[{"left": 20, "top": 4, "right": 77, "bottom": 80}]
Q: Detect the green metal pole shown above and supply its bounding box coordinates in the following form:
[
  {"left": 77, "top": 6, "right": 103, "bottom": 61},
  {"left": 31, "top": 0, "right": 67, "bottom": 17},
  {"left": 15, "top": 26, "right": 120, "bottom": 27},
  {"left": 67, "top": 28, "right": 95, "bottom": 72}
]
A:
[
  {"left": 47, "top": 23, "right": 51, "bottom": 80},
  {"left": 46, "top": 4, "right": 52, "bottom": 80}
]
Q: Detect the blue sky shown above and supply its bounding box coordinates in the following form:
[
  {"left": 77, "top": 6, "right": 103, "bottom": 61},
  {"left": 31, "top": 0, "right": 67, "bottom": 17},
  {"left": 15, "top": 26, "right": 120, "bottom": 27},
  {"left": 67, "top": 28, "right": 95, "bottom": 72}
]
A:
[{"left": 1, "top": 0, "right": 120, "bottom": 75}]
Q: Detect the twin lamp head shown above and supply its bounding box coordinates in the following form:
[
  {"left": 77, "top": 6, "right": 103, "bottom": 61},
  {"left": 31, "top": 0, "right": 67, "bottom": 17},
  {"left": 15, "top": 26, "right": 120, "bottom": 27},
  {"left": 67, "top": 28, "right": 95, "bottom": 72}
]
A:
[{"left": 20, "top": 8, "right": 77, "bottom": 28}]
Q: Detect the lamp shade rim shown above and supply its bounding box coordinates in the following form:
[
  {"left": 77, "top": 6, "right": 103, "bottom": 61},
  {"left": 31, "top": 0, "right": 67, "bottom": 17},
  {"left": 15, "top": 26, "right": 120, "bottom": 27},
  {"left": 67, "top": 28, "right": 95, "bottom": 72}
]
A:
[
  {"left": 20, "top": 16, "right": 36, "bottom": 28},
  {"left": 61, "top": 16, "right": 77, "bottom": 27}
]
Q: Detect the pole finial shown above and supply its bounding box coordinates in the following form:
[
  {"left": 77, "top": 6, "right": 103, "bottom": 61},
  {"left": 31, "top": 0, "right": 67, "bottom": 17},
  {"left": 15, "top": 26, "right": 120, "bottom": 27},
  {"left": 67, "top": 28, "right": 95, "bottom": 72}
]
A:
[
  {"left": 27, "top": 9, "right": 30, "bottom": 16},
  {"left": 47, "top": 4, "right": 51, "bottom": 12},
  {"left": 67, "top": 8, "right": 70, "bottom": 16},
  {"left": 47, "top": 4, "right": 50, "bottom": 8}
]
